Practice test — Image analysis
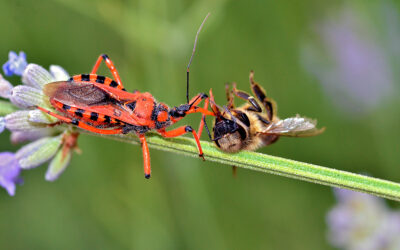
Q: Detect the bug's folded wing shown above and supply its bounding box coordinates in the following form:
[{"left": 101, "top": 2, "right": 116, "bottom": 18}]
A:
[{"left": 261, "top": 115, "right": 325, "bottom": 137}]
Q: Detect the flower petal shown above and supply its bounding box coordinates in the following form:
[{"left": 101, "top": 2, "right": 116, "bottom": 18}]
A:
[
  {"left": 0, "top": 152, "right": 22, "bottom": 196},
  {"left": 2, "top": 51, "right": 28, "bottom": 77},
  {"left": 28, "top": 110, "right": 58, "bottom": 124},
  {"left": 22, "top": 64, "right": 53, "bottom": 89},
  {"left": 16, "top": 135, "right": 62, "bottom": 169},
  {"left": 11, "top": 128, "right": 55, "bottom": 144},
  {"left": 49, "top": 65, "right": 70, "bottom": 81},
  {"left": 10, "top": 85, "right": 48, "bottom": 108},
  {"left": 0, "top": 117, "right": 4, "bottom": 134},
  {"left": 45, "top": 148, "right": 71, "bottom": 181},
  {"left": 5, "top": 110, "right": 46, "bottom": 132},
  {"left": 0, "top": 74, "right": 13, "bottom": 99}
]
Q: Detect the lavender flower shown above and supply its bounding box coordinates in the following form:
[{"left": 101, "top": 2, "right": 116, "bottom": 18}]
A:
[
  {"left": 0, "top": 152, "right": 22, "bottom": 196},
  {"left": 301, "top": 2, "right": 400, "bottom": 117},
  {"left": 2, "top": 51, "right": 28, "bottom": 77},
  {"left": 0, "top": 74, "right": 13, "bottom": 98},
  {"left": 0, "top": 51, "right": 79, "bottom": 195},
  {"left": 0, "top": 117, "right": 4, "bottom": 134},
  {"left": 327, "top": 188, "right": 400, "bottom": 249}
]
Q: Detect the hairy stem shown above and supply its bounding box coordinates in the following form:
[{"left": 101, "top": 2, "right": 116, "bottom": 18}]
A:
[{"left": 95, "top": 132, "right": 400, "bottom": 202}]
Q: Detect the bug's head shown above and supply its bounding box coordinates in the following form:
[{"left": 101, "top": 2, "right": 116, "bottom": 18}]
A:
[
  {"left": 209, "top": 89, "right": 249, "bottom": 153},
  {"left": 169, "top": 104, "right": 191, "bottom": 119}
]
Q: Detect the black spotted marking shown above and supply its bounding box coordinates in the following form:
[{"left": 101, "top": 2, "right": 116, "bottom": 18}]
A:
[
  {"left": 71, "top": 119, "right": 79, "bottom": 125},
  {"left": 90, "top": 112, "right": 99, "bottom": 121},
  {"left": 96, "top": 75, "right": 105, "bottom": 84},
  {"left": 81, "top": 74, "right": 90, "bottom": 81},
  {"left": 104, "top": 115, "right": 111, "bottom": 123},
  {"left": 150, "top": 102, "right": 158, "bottom": 121},
  {"left": 62, "top": 104, "right": 71, "bottom": 110},
  {"left": 75, "top": 108, "right": 84, "bottom": 117},
  {"left": 126, "top": 101, "right": 136, "bottom": 111},
  {"left": 68, "top": 77, "right": 73, "bottom": 82},
  {"left": 122, "top": 88, "right": 127, "bottom": 91},
  {"left": 109, "top": 80, "right": 118, "bottom": 88}
]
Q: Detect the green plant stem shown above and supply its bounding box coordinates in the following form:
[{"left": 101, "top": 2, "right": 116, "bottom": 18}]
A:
[{"left": 97, "top": 133, "right": 400, "bottom": 202}]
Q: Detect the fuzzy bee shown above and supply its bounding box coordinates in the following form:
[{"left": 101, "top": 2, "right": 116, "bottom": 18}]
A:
[{"left": 208, "top": 71, "right": 325, "bottom": 153}]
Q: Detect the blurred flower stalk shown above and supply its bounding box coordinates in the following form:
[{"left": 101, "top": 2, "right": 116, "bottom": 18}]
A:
[
  {"left": 301, "top": 1, "right": 400, "bottom": 117},
  {"left": 328, "top": 188, "right": 400, "bottom": 249},
  {"left": 0, "top": 51, "right": 79, "bottom": 196}
]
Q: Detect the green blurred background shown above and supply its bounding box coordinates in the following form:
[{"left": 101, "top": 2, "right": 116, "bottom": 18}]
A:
[{"left": 1, "top": 0, "right": 400, "bottom": 249}]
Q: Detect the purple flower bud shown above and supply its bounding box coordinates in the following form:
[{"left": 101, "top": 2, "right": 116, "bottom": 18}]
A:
[
  {"left": 0, "top": 152, "right": 22, "bottom": 196},
  {"left": 49, "top": 65, "right": 70, "bottom": 81},
  {"left": 0, "top": 74, "right": 13, "bottom": 99},
  {"left": 11, "top": 128, "right": 55, "bottom": 144},
  {"left": 0, "top": 117, "right": 4, "bottom": 134},
  {"left": 21, "top": 64, "right": 53, "bottom": 89},
  {"left": 5, "top": 110, "right": 44, "bottom": 132},
  {"left": 10, "top": 85, "right": 47, "bottom": 109},
  {"left": 2, "top": 51, "right": 28, "bottom": 77},
  {"left": 16, "top": 135, "right": 62, "bottom": 169}
]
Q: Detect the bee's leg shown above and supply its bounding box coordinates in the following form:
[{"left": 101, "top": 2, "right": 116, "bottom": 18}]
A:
[
  {"left": 225, "top": 83, "right": 235, "bottom": 109},
  {"left": 232, "top": 82, "right": 262, "bottom": 112},
  {"left": 249, "top": 71, "right": 277, "bottom": 120}
]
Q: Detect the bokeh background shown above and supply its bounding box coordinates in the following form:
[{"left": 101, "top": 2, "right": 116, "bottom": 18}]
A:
[{"left": 1, "top": 0, "right": 400, "bottom": 249}]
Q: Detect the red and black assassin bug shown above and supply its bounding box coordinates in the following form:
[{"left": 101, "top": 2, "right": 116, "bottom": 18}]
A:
[{"left": 37, "top": 15, "right": 213, "bottom": 179}]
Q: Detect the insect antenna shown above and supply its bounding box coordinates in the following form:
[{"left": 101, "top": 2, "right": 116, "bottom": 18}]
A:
[
  {"left": 223, "top": 105, "right": 238, "bottom": 125},
  {"left": 186, "top": 13, "right": 211, "bottom": 103}
]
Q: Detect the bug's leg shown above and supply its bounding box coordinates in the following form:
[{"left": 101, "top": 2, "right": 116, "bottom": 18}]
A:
[
  {"left": 249, "top": 71, "right": 277, "bottom": 120},
  {"left": 185, "top": 93, "right": 214, "bottom": 116},
  {"left": 184, "top": 93, "right": 214, "bottom": 138},
  {"left": 91, "top": 54, "right": 123, "bottom": 88},
  {"left": 232, "top": 82, "right": 262, "bottom": 112},
  {"left": 138, "top": 134, "right": 151, "bottom": 179},
  {"left": 158, "top": 126, "right": 204, "bottom": 160},
  {"left": 36, "top": 106, "right": 124, "bottom": 134},
  {"left": 196, "top": 96, "right": 210, "bottom": 138}
]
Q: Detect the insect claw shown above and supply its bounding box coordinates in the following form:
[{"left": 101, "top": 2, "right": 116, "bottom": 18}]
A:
[
  {"left": 145, "top": 174, "right": 151, "bottom": 179},
  {"left": 199, "top": 153, "right": 205, "bottom": 161}
]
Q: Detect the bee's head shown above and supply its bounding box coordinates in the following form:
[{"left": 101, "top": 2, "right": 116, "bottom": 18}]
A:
[
  {"left": 213, "top": 115, "right": 248, "bottom": 153},
  {"left": 209, "top": 90, "right": 249, "bottom": 153}
]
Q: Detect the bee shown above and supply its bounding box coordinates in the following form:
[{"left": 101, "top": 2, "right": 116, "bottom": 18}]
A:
[{"left": 208, "top": 71, "right": 325, "bottom": 153}]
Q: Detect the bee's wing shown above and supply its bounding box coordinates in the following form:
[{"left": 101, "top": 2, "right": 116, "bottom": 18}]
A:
[{"left": 261, "top": 115, "right": 325, "bottom": 137}]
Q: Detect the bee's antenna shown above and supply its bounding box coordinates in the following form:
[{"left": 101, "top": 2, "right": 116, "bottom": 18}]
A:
[
  {"left": 186, "top": 13, "right": 210, "bottom": 104},
  {"left": 223, "top": 105, "right": 238, "bottom": 125}
]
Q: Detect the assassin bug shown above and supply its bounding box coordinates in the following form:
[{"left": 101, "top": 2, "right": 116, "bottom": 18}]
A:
[
  {"left": 207, "top": 71, "right": 325, "bottom": 153},
  {"left": 37, "top": 14, "right": 213, "bottom": 178}
]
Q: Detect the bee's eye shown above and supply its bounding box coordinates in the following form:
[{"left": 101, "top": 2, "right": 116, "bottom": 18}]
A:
[{"left": 213, "top": 119, "right": 239, "bottom": 139}]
